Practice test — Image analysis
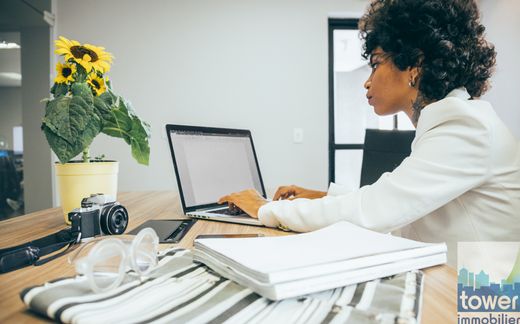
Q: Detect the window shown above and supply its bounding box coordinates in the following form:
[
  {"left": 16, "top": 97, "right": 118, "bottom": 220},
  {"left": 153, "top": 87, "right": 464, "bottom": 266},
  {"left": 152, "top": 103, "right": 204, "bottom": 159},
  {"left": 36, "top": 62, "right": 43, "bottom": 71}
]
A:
[{"left": 328, "top": 18, "right": 413, "bottom": 190}]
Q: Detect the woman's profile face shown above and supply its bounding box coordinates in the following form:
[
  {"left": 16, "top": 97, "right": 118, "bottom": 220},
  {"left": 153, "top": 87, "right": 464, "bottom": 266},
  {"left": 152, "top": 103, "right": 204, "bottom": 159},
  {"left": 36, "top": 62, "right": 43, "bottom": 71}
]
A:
[{"left": 364, "top": 48, "right": 416, "bottom": 119}]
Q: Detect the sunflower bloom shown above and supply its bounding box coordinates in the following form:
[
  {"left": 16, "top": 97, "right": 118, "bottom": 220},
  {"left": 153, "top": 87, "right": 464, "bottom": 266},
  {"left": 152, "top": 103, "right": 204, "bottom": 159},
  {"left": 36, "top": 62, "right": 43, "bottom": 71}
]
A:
[
  {"left": 55, "top": 36, "right": 113, "bottom": 73},
  {"left": 54, "top": 62, "right": 76, "bottom": 84},
  {"left": 87, "top": 74, "right": 107, "bottom": 96}
]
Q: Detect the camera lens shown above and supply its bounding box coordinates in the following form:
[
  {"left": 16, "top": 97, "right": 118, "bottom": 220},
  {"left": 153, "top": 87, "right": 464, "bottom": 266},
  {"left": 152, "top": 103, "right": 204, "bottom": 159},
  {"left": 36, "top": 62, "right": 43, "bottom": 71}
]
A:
[{"left": 100, "top": 204, "right": 129, "bottom": 235}]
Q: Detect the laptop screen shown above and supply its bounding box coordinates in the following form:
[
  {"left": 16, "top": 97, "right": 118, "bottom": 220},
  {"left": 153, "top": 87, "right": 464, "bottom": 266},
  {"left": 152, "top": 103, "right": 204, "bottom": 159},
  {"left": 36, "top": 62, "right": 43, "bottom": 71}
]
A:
[{"left": 167, "top": 126, "right": 265, "bottom": 211}]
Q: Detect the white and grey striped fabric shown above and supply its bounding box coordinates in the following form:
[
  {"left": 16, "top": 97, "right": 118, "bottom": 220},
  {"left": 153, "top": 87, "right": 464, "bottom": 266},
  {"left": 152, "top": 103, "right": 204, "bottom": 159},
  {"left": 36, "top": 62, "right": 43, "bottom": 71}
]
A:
[{"left": 21, "top": 249, "right": 424, "bottom": 324}]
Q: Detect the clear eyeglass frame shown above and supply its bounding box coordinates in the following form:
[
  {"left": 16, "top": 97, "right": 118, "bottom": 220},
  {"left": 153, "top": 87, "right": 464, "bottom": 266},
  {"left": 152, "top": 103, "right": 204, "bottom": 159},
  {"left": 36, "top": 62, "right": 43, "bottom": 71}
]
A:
[{"left": 68, "top": 227, "right": 159, "bottom": 293}]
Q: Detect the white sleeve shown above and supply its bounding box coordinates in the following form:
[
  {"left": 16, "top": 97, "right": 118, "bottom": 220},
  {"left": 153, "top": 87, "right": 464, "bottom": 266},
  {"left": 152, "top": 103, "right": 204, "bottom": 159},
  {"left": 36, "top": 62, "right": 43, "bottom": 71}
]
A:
[
  {"left": 327, "top": 182, "right": 351, "bottom": 196},
  {"left": 258, "top": 106, "right": 491, "bottom": 233}
]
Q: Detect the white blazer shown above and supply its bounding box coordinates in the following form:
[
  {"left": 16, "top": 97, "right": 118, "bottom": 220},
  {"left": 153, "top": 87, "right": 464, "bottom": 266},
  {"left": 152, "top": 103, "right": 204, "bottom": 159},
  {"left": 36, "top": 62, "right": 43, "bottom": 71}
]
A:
[{"left": 258, "top": 88, "right": 520, "bottom": 267}]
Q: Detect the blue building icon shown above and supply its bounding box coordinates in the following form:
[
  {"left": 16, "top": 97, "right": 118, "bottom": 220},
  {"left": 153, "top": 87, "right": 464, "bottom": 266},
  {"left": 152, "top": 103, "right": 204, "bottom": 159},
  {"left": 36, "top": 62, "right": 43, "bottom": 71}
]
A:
[
  {"left": 475, "top": 270, "right": 489, "bottom": 289},
  {"left": 458, "top": 267, "right": 469, "bottom": 286},
  {"left": 468, "top": 272, "right": 474, "bottom": 288}
]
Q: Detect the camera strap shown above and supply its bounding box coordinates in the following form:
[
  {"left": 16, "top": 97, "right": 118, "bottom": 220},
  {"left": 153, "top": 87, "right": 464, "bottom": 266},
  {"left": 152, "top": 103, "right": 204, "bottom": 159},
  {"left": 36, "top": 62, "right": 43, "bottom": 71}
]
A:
[{"left": 0, "top": 218, "right": 81, "bottom": 274}]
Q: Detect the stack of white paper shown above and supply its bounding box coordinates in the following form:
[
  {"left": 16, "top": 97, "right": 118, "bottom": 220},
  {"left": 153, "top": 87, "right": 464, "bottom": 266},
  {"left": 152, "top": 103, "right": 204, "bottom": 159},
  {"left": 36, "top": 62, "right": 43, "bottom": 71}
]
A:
[{"left": 193, "top": 221, "right": 446, "bottom": 300}]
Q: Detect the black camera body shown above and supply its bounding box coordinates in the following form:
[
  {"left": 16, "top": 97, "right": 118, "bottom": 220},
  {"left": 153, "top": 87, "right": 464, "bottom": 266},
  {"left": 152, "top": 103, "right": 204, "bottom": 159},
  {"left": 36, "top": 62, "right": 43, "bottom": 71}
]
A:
[{"left": 68, "top": 194, "right": 129, "bottom": 240}]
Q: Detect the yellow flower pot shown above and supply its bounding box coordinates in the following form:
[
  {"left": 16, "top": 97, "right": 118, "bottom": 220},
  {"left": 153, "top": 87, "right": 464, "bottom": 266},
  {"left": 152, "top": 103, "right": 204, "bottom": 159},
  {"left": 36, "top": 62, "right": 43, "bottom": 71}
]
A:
[{"left": 55, "top": 161, "right": 119, "bottom": 224}]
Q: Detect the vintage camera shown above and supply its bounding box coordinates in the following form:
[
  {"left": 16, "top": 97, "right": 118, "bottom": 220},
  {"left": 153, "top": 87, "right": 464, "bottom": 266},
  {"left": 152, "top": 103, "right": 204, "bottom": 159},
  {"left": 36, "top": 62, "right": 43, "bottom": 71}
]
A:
[{"left": 68, "top": 194, "right": 129, "bottom": 239}]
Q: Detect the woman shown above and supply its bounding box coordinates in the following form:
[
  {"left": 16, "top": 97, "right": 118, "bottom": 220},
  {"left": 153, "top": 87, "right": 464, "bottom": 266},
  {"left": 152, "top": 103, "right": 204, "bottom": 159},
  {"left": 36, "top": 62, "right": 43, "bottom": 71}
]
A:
[{"left": 219, "top": 0, "right": 520, "bottom": 266}]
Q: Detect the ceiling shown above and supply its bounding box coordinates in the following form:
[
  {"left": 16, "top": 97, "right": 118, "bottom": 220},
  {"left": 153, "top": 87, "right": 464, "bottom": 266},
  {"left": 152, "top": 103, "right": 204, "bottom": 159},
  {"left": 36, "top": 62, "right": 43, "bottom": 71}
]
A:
[{"left": 0, "top": 0, "right": 51, "bottom": 30}]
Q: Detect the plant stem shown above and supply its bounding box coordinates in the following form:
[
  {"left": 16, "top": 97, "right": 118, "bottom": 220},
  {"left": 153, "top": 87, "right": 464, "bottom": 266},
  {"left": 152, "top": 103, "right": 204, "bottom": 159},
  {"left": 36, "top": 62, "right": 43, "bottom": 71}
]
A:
[{"left": 82, "top": 147, "right": 90, "bottom": 163}]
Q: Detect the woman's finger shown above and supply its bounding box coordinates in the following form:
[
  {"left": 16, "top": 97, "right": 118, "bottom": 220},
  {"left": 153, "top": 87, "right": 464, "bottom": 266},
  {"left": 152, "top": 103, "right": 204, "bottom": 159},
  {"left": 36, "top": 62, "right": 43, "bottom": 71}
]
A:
[
  {"left": 273, "top": 186, "right": 287, "bottom": 200},
  {"left": 218, "top": 195, "right": 231, "bottom": 204}
]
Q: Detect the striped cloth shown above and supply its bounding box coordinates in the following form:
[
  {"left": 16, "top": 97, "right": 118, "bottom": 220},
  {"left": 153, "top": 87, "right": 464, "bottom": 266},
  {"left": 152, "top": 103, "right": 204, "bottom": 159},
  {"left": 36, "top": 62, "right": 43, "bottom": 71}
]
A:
[{"left": 21, "top": 249, "right": 424, "bottom": 324}]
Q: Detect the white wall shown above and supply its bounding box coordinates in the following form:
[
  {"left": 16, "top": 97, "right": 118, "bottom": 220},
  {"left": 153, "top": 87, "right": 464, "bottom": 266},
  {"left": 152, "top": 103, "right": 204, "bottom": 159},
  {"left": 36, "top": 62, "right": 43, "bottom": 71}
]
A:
[
  {"left": 479, "top": 0, "right": 520, "bottom": 138},
  {"left": 56, "top": 0, "right": 367, "bottom": 195},
  {"left": 0, "top": 87, "right": 22, "bottom": 149},
  {"left": 54, "top": 0, "right": 519, "bottom": 199}
]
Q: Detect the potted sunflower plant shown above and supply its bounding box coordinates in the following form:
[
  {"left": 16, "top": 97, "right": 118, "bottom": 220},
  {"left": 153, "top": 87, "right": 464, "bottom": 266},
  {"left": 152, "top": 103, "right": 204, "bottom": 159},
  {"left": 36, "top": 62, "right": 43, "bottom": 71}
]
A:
[{"left": 42, "top": 36, "right": 150, "bottom": 223}]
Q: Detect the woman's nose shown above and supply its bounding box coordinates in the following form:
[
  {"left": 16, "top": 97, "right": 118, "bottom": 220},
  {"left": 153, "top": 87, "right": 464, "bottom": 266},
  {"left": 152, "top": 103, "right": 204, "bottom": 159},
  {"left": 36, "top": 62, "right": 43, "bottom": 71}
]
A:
[{"left": 364, "top": 79, "right": 371, "bottom": 90}]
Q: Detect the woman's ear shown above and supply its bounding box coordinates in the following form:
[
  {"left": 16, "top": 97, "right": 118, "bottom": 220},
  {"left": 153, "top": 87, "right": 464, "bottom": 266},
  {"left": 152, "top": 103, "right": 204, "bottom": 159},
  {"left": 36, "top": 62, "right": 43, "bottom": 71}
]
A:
[{"left": 408, "top": 66, "right": 421, "bottom": 87}]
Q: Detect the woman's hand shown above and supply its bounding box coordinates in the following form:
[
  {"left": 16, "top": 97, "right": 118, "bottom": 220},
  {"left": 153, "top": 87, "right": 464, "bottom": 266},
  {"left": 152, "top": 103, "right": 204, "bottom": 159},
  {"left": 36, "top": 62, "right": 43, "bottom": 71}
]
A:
[
  {"left": 273, "top": 185, "right": 327, "bottom": 200},
  {"left": 218, "top": 189, "right": 268, "bottom": 219}
]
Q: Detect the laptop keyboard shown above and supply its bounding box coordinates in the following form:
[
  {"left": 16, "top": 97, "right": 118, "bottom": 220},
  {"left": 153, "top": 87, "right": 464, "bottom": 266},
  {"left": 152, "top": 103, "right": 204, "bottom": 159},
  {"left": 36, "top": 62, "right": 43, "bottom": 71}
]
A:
[{"left": 207, "top": 208, "right": 246, "bottom": 216}]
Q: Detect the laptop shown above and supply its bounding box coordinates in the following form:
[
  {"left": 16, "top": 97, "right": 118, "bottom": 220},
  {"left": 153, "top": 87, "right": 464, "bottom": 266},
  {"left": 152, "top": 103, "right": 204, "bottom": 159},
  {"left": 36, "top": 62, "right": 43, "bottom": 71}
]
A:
[{"left": 166, "top": 124, "right": 266, "bottom": 226}]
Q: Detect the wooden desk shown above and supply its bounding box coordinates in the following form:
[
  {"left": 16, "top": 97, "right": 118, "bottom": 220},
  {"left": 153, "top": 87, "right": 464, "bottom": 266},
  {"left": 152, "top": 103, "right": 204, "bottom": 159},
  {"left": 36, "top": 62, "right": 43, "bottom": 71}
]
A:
[{"left": 0, "top": 192, "right": 457, "bottom": 323}]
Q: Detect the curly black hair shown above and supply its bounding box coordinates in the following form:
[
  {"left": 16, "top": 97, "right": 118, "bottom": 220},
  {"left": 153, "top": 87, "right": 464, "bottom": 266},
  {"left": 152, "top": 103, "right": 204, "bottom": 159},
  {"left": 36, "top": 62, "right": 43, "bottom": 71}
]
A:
[{"left": 359, "top": 0, "right": 496, "bottom": 119}]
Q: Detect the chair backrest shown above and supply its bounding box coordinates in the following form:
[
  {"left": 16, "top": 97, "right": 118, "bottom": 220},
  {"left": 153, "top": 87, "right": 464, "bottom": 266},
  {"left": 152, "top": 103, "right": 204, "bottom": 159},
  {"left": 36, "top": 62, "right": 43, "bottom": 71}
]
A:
[
  {"left": 0, "top": 150, "right": 21, "bottom": 208},
  {"left": 360, "top": 129, "right": 415, "bottom": 187}
]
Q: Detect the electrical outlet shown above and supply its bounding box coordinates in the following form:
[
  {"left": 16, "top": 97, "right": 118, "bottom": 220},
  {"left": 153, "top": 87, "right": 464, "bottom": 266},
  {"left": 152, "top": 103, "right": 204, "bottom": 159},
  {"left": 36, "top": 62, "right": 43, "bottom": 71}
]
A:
[{"left": 293, "top": 128, "right": 304, "bottom": 144}]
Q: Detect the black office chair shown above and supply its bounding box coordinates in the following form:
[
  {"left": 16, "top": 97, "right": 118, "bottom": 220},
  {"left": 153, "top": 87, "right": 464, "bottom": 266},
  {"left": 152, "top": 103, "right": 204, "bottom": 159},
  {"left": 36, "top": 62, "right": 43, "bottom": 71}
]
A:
[
  {"left": 359, "top": 129, "right": 416, "bottom": 187},
  {"left": 0, "top": 150, "right": 22, "bottom": 218}
]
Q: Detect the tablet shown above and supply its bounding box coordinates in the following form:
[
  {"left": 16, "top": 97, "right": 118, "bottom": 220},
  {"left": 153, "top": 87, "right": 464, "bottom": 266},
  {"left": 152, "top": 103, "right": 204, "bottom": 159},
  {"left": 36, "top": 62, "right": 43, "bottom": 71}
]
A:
[{"left": 128, "top": 219, "right": 196, "bottom": 243}]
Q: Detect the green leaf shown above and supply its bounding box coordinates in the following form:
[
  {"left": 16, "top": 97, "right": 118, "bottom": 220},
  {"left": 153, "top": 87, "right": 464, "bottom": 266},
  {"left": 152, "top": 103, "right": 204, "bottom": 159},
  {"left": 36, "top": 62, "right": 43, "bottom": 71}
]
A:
[
  {"left": 101, "top": 95, "right": 150, "bottom": 165},
  {"left": 71, "top": 82, "right": 93, "bottom": 105},
  {"left": 93, "top": 96, "right": 111, "bottom": 121},
  {"left": 43, "top": 96, "right": 91, "bottom": 142},
  {"left": 102, "top": 97, "right": 132, "bottom": 136},
  {"left": 102, "top": 126, "right": 130, "bottom": 143},
  {"left": 99, "top": 88, "right": 117, "bottom": 106},
  {"left": 42, "top": 125, "right": 77, "bottom": 163},
  {"left": 131, "top": 136, "right": 150, "bottom": 165},
  {"left": 129, "top": 117, "right": 150, "bottom": 165},
  {"left": 41, "top": 96, "right": 102, "bottom": 163},
  {"left": 114, "top": 108, "right": 133, "bottom": 132},
  {"left": 54, "top": 83, "right": 69, "bottom": 97},
  {"left": 74, "top": 63, "right": 88, "bottom": 82}
]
